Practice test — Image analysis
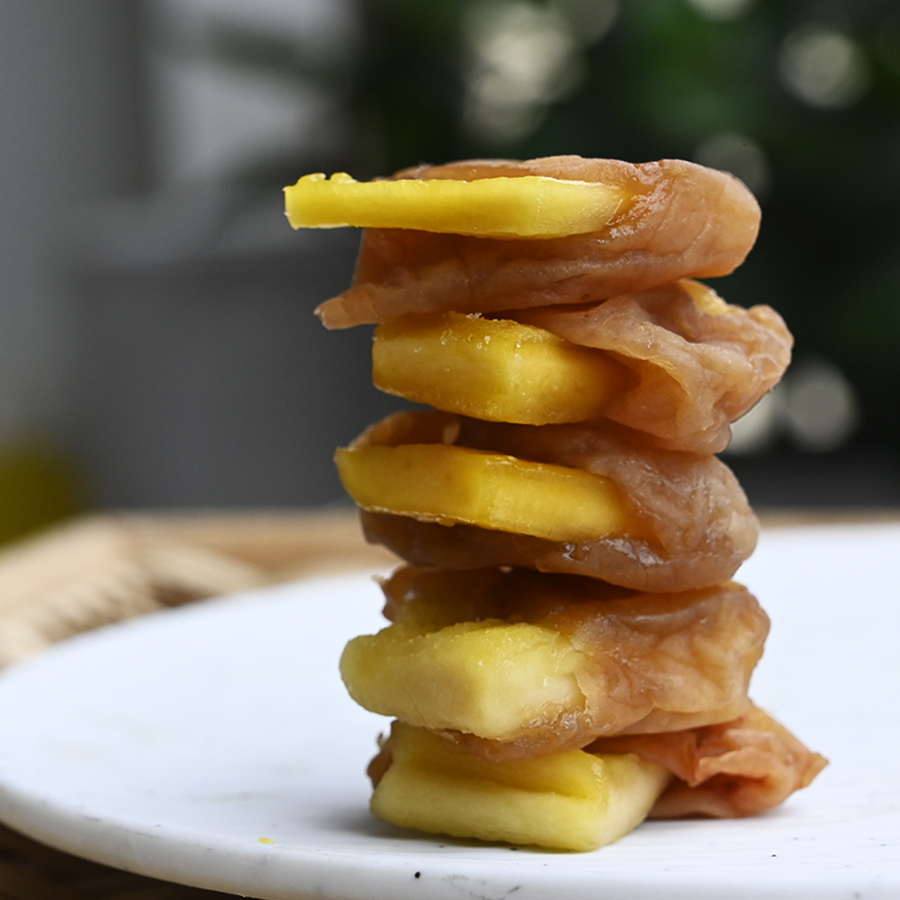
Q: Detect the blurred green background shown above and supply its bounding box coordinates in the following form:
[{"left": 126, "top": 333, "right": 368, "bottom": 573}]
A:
[
  {"left": 1, "top": 0, "right": 899, "bottom": 543},
  {"left": 272, "top": 0, "right": 899, "bottom": 506}
]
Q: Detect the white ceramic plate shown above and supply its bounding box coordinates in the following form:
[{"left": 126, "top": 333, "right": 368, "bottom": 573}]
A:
[{"left": 0, "top": 523, "right": 898, "bottom": 899}]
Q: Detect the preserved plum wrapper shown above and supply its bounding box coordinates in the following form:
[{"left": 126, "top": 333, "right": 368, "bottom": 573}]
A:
[
  {"left": 344, "top": 409, "right": 759, "bottom": 592},
  {"left": 284, "top": 154, "right": 825, "bottom": 852},
  {"left": 368, "top": 279, "right": 792, "bottom": 454},
  {"left": 312, "top": 157, "right": 762, "bottom": 328},
  {"left": 589, "top": 704, "right": 828, "bottom": 819},
  {"left": 342, "top": 566, "right": 770, "bottom": 757},
  {"left": 515, "top": 279, "right": 792, "bottom": 454}
]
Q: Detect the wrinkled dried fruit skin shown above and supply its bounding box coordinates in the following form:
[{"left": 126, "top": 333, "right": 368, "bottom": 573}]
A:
[
  {"left": 514, "top": 280, "right": 793, "bottom": 454},
  {"left": 589, "top": 703, "right": 828, "bottom": 818},
  {"left": 356, "top": 410, "right": 758, "bottom": 592},
  {"left": 315, "top": 157, "right": 761, "bottom": 329},
  {"left": 374, "top": 566, "right": 769, "bottom": 757}
]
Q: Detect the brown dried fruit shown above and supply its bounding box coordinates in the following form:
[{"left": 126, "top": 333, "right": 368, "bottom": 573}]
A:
[
  {"left": 316, "top": 157, "right": 760, "bottom": 329},
  {"left": 589, "top": 704, "right": 828, "bottom": 818},
  {"left": 514, "top": 280, "right": 792, "bottom": 454},
  {"left": 374, "top": 566, "right": 769, "bottom": 757},
  {"left": 355, "top": 410, "right": 758, "bottom": 592}
]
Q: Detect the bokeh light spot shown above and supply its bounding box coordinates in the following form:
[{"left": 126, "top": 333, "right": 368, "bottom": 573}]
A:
[
  {"left": 694, "top": 132, "right": 771, "bottom": 198},
  {"left": 779, "top": 23, "right": 870, "bottom": 109},
  {"left": 463, "top": 0, "right": 583, "bottom": 143},
  {"left": 783, "top": 358, "right": 860, "bottom": 452},
  {"left": 550, "top": 0, "right": 619, "bottom": 45},
  {"left": 684, "top": 0, "right": 755, "bottom": 23}
]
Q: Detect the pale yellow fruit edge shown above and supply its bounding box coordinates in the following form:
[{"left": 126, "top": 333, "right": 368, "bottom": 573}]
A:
[
  {"left": 372, "top": 312, "right": 624, "bottom": 425},
  {"left": 334, "top": 443, "right": 630, "bottom": 543},
  {"left": 339, "top": 620, "right": 586, "bottom": 741},
  {"left": 371, "top": 724, "right": 671, "bottom": 852},
  {"left": 284, "top": 172, "right": 628, "bottom": 238}
]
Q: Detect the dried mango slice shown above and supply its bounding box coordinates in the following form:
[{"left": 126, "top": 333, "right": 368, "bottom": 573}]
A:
[
  {"left": 371, "top": 282, "right": 792, "bottom": 450},
  {"left": 369, "top": 721, "right": 671, "bottom": 852},
  {"left": 372, "top": 312, "right": 626, "bottom": 425},
  {"left": 342, "top": 618, "right": 586, "bottom": 742},
  {"left": 350, "top": 410, "right": 758, "bottom": 592},
  {"left": 285, "top": 172, "right": 628, "bottom": 238},
  {"left": 312, "top": 156, "right": 761, "bottom": 328},
  {"left": 341, "top": 567, "right": 768, "bottom": 755},
  {"left": 335, "top": 443, "right": 629, "bottom": 543}
]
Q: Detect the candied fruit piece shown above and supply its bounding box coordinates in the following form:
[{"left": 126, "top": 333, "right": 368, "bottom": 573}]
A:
[
  {"left": 515, "top": 280, "right": 793, "bottom": 454},
  {"left": 341, "top": 618, "right": 585, "bottom": 741},
  {"left": 285, "top": 171, "right": 628, "bottom": 238},
  {"left": 351, "top": 411, "right": 758, "bottom": 593},
  {"left": 589, "top": 704, "right": 828, "bottom": 819},
  {"left": 313, "top": 157, "right": 761, "bottom": 328},
  {"left": 373, "top": 311, "right": 626, "bottom": 425},
  {"left": 341, "top": 567, "right": 768, "bottom": 756},
  {"left": 369, "top": 721, "right": 670, "bottom": 852},
  {"left": 335, "top": 443, "right": 630, "bottom": 543}
]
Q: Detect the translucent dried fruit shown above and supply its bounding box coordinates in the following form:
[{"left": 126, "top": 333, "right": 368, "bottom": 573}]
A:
[
  {"left": 589, "top": 704, "right": 828, "bottom": 818},
  {"left": 353, "top": 410, "right": 758, "bottom": 592},
  {"left": 515, "top": 280, "right": 793, "bottom": 454},
  {"left": 370, "top": 281, "right": 791, "bottom": 453},
  {"left": 368, "top": 721, "right": 671, "bottom": 852},
  {"left": 342, "top": 566, "right": 768, "bottom": 756},
  {"left": 314, "top": 156, "right": 760, "bottom": 328}
]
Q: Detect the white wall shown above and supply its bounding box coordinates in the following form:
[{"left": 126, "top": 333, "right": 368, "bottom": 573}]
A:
[{"left": 0, "top": 2, "right": 148, "bottom": 439}]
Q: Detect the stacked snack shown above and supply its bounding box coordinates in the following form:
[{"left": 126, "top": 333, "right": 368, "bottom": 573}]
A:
[{"left": 285, "top": 156, "right": 827, "bottom": 851}]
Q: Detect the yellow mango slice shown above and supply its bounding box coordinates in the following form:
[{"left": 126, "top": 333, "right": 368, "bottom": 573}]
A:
[
  {"left": 370, "top": 722, "right": 671, "bottom": 851},
  {"left": 680, "top": 278, "right": 732, "bottom": 315},
  {"left": 341, "top": 620, "right": 585, "bottom": 741},
  {"left": 373, "top": 312, "right": 625, "bottom": 424},
  {"left": 284, "top": 172, "right": 628, "bottom": 238},
  {"left": 334, "top": 443, "right": 629, "bottom": 542}
]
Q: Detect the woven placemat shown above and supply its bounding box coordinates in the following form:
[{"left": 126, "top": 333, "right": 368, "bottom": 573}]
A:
[{"left": 0, "top": 510, "right": 394, "bottom": 899}]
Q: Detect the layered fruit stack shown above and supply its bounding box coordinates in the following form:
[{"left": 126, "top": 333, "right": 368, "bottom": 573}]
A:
[{"left": 285, "top": 156, "right": 827, "bottom": 851}]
